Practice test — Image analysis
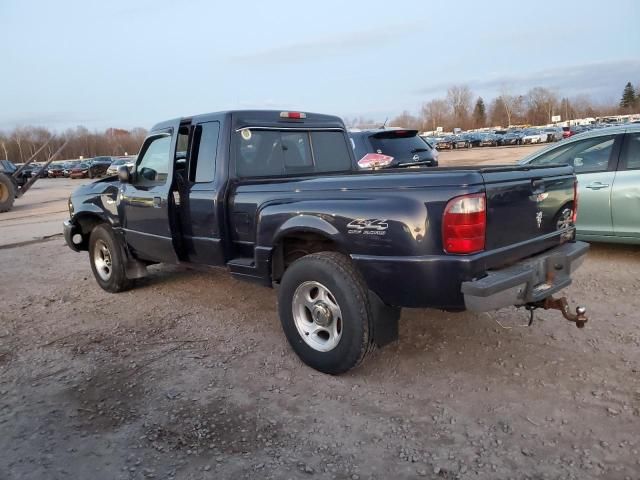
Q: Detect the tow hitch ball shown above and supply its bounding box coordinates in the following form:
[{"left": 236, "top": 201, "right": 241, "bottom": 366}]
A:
[{"left": 525, "top": 296, "right": 588, "bottom": 328}]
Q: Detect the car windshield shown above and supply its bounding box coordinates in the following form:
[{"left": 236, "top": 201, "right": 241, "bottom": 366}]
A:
[
  {"left": 78, "top": 163, "right": 90, "bottom": 168},
  {"left": 111, "top": 159, "right": 125, "bottom": 166}
]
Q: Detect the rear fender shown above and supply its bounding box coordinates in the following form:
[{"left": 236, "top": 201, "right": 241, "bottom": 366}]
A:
[{"left": 269, "top": 215, "right": 343, "bottom": 248}]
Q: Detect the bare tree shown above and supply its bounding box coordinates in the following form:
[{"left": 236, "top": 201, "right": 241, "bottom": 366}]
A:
[
  {"left": 498, "top": 86, "right": 524, "bottom": 127},
  {"left": 421, "top": 99, "right": 450, "bottom": 132},
  {"left": 447, "top": 85, "right": 473, "bottom": 128},
  {"left": 526, "top": 87, "right": 559, "bottom": 125},
  {"left": 389, "top": 111, "right": 421, "bottom": 130},
  {"left": 0, "top": 125, "right": 148, "bottom": 163}
]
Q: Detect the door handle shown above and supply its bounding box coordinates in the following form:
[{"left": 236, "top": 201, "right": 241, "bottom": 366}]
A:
[
  {"left": 585, "top": 182, "right": 609, "bottom": 190},
  {"left": 153, "top": 196, "right": 162, "bottom": 207}
]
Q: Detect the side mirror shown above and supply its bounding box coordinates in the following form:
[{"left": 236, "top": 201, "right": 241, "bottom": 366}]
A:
[{"left": 117, "top": 165, "right": 130, "bottom": 183}]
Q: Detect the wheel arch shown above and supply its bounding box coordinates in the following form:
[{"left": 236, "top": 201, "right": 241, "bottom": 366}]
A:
[
  {"left": 269, "top": 220, "right": 348, "bottom": 283},
  {"left": 71, "top": 211, "right": 115, "bottom": 250}
]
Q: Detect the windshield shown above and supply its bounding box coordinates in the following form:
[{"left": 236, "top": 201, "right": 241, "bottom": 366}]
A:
[{"left": 369, "top": 134, "right": 432, "bottom": 163}]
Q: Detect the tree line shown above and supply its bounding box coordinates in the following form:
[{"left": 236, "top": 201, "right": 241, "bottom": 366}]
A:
[
  {"left": 0, "top": 126, "right": 148, "bottom": 163},
  {"left": 2, "top": 81, "right": 638, "bottom": 163},
  {"left": 347, "top": 81, "right": 639, "bottom": 132}
]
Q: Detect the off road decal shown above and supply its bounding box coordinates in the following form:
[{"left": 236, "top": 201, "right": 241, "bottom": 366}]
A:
[{"left": 347, "top": 219, "right": 388, "bottom": 236}]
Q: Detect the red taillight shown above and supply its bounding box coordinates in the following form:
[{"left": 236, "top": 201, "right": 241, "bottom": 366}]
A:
[
  {"left": 280, "top": 111, "right": 306, "bottom": 119},
  {"left": 572, "top": 179, "right": 578, "bottom": 223},
  {"left": 442, "top": 193, "right": 486, "bottom": 254}
]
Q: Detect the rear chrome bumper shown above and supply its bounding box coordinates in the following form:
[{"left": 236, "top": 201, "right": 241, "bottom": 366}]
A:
[{"left": 461, "top": 241, "right": 589, "bottom": 312}]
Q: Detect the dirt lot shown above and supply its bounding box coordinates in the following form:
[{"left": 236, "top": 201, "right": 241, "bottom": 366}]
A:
[{"left": 1, "top": 145, "right": 639, "bottom": 480}]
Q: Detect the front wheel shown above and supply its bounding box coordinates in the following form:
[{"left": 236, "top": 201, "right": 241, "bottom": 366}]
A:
[
  {"left": 89, "top": 224, "right": 133, "bottom": 293},
  {"left": 278, "top": 252, "right": 374, "bottom": 374}
]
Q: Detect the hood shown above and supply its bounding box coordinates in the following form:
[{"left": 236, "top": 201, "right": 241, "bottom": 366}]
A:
[{"left": 71, "top": 176, "right": 119, "bottom": 197}]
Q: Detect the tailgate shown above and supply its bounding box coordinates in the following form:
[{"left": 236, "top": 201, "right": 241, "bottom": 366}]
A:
[{"left": 481, "top": 164, "right": 575, "bottom": 250}]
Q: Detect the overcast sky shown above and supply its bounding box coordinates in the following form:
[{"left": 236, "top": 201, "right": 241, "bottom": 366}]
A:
[{"left": 1, "top": 0, "right": 638, "bottom": 130}]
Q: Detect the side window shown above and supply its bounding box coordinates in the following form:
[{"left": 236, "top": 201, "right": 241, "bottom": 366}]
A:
[
  {"left": 529, "top": 135, "right": 615, "bottom": 174},
  {"left": 190, "top": 122, "right": 220, "bottom": 183},
  {"left": 311, "top": 131, "right": 352, "bottom": 172},
  {"left": 621, "top": 133, "right": 640, "bottom": 170},
  {"left": 134, "top": 134, "right": 172, "bottom": 187}
]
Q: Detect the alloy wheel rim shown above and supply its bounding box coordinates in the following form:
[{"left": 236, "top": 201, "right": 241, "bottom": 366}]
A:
[
  {"left": 93, "top": 239, "right": 113, "bottom": 281},
  {"left": 556, "top": 208, "right": 573, "bottom": 230},
  {"left": 292, "top": 281, "right": 343, "bottom": 352}
]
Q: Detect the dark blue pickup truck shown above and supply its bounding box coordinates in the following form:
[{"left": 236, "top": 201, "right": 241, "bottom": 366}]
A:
[{"left": 63, "top": 110, "right": 588, "bottom": 374}]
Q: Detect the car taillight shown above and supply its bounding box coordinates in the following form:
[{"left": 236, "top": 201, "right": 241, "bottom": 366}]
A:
[
  {"left": 572, "top": 178, "right": 578, "bottom": 224},
  {"left": 442, "top": 193, "right": 486, "bottom": 254}
]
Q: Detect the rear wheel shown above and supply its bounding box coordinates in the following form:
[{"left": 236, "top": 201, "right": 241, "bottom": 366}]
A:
[
  {"left": 278, "top": 252, "right": 374, "bottom": 374},
  {"left": 0, "top": 174, "right": 16, "bottom": 212},
  {"left": 89, "top": 224, "right": 133, "bottom": 293}
]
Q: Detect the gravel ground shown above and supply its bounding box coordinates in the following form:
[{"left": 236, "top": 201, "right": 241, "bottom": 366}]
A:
[{"left": 1, "top": 145, "right": 639, "bottom": 479}]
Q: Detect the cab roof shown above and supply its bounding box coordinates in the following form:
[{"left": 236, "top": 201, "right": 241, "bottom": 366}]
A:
[{"left": 151, "top": 110, "right": 346, "bottom": 132}]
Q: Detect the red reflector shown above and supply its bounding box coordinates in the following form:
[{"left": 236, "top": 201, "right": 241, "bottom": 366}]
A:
[
  {"left": 280, "top": 111, "right": 306, "bottom": 119},
  {"left": 442, "top": 193, "right": 486, "bottom": 254},
  {"left": 572, "top": 178, "right": 578, "bottom": 224}
]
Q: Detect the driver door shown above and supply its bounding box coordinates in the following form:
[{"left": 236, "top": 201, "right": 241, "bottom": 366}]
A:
[{"left": 119, "top": 127, "right": 179, "bottom": 263}]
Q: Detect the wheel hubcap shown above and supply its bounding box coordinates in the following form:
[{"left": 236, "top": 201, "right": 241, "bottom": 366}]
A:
[
  {"left": 292, "top": 281, "right": 342, "bottom": 352},
  {"left": 93, "top": 239, "right": 113, "bottom": 281}
]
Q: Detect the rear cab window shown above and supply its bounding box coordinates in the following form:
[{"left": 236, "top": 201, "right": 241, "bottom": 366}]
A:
[{"left": 234, "top": 129, "right": 352, "bottom": 178}]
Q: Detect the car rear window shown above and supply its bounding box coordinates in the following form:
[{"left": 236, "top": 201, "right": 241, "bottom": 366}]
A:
[
  {"left": 369, "top": 134, "right": 431, "bottom": 163},
  {"left": 235, "top": 129, "right": 351, "bottom": 178}
]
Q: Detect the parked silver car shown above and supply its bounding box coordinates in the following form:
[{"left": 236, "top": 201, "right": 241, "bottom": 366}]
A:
[
  {"left": 542, "top": 127, "right": 563, "bottom": 142},
  {"left": 519, "top": 124, "right": 640, "bottom": 244}
]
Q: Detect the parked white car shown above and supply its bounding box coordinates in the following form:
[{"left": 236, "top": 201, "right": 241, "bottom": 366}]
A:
[
  {"left": 522, "top": 129, "right": 547, "bottom": 144},
  {"left": 106, "top": 157, "right": 136, "bottom": 176}
]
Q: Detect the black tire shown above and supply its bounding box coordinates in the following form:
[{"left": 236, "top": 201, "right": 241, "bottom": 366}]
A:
[
  {"left": 278, "top": 252, "right": 374, "bottom": 374},
  {"left": 0, "top": 174, "right": 16, "bottom": 212},
  {"left": 89, "top": 224, "right": 133, "bottom": 293}
]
